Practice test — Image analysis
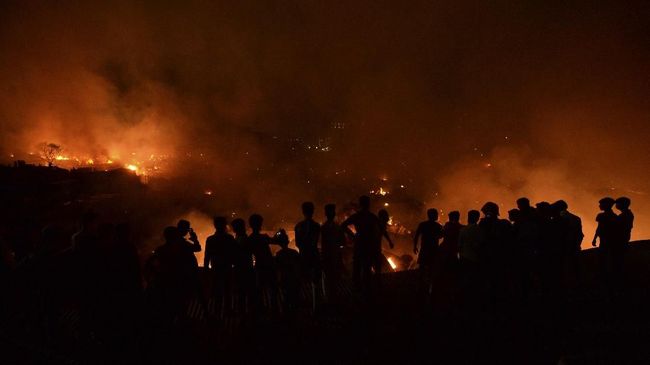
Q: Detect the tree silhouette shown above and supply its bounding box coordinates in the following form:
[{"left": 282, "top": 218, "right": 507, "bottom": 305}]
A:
[{"left": 39, "top": 142, "right": 62, "bottom": 167}]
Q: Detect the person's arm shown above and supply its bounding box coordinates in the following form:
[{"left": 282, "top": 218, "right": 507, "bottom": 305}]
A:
[
  {"left": 203, "top": 240, "right": 210, "bottom": 268},
  {"left": 341, "top": 216, "right": 356, "bottom": 240},
  {"left": 577, "top": 217, "right": 584, "bottom": 248},
  {"left": 413, "top": 224, "right": 421, "bottom": 254},
  {"left": 592, "top": 219, "right": 600, "bottom": 247},
  {"left": 189, "top": 229, "right": 201, "bottom": 252},
  {"left": 383, "top": 230, "right": 394, "bottom": 249}
]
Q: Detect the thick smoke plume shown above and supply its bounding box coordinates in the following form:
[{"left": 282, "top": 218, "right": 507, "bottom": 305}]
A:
[{"left": 1, "top": 1, "right": 648, "bottom": 242}]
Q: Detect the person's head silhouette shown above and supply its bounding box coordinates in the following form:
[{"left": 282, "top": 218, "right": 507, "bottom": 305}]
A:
[
  {"left": 213, "top": 216, "right": 228, "bottom": 233},
  {"left": 325, "top": 204, "right": 336, "bottom": 221},
  {"left": 516, "top": 197, "right": 531, "bottom": 210},
  {"left": 468, "top": 210, "right": 480, "bottom": 224},
  {"left": 427, "top": 208, "right": 438, "bottom": 221},
  {"left": 275, "top": 229, "right": 290, "bottom": 248},
  {"left": 615, "top": 197, "right": 631, "bottom": 211},
  {"left": 231, "top": 218, "right": 246, "bottom": 236},
  {"left": 553, "top": 200, "right": 568, "bottom": 212},
  {"left": 163, "top": 226, "right": 180, "bottom": 244},
  {"left": 302, "top": 202, "right": 315, "bottom": 219},
  {"left": 599, "top": 197, "right": 615, "bottom": 211},
  {"left": 508, "top": 209, "right": 520, "bottom": 223},
  {"left": 481, "top": 202, "right": 499, "bottom": 218},
  {"left": 249, "top": 214, "right": 263, "bottom": 233},
  {"left": 448, "top": 211, "right": 460, "bottom": 223},
  {"left": 177, "top": 219, "right": 191, "bottom": 236}
]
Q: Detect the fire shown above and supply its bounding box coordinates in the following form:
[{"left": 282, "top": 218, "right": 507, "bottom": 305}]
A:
[
  {"left": 387, "top": 257, "right": 397, "bottom": 270},
  {"left": 370, "top": 187, "right": 390, "bottom": 196},
  {"left": 125, "top": 164, "right": 138, "bottom": 172}
]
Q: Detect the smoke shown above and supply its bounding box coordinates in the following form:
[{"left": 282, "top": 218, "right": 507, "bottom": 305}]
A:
[{"left": 1, "top": 1, "right": 649, "bottom": 240}]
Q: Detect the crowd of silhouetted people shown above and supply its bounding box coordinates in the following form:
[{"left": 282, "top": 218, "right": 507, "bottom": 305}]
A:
[{"left": 0, "top": 194, "right": 635, "bottom": 354}]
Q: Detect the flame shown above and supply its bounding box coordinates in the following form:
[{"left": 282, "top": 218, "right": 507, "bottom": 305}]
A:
[
  {"left": 387, "top": 257, "right": 397, "bottom": 270},
  {"left": 370, "top": 187, "right": 390, "bottom": 196},
  {"left": 125, "top": 164, "right": 138, "bottom": 172}
]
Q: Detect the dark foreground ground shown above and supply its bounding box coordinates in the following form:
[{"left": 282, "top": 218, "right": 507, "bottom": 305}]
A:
[{"left": 2, "top": 242, "right": 650, "bottom": 365}]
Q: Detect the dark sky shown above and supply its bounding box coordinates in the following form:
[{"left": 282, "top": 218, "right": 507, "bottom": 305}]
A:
[{"left": 1, "top": 0, "right": 649, "bottom": 239}]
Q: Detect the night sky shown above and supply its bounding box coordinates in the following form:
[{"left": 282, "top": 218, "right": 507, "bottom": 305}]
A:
[{"left": 1, "top": 0, "right": 649, "bottom": 239}]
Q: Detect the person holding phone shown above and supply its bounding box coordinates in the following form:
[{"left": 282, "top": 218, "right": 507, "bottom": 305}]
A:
[{"left": 177, "top": 219, "right": 202, "bottom": 253}]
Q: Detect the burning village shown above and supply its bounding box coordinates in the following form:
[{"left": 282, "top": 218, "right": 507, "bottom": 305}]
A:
[{"left": 1, "top": 1, "right": 650, "bottom": 364}]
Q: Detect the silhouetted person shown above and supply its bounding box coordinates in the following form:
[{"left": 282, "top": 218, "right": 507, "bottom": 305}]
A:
[
  {"left": 294, "top": 201, "right": 322, "bottom": 303},
  {"left": 508, "top": 208, "right": 520, "bottom": 224},
  {"left": 377, "top": 209, "right": 395, "bottom": 250},
  {"left": 321, "top": 204, "right": 346, "bottom": 299},
  {"left": 440, "top": 211, "right": 463, "bottom": 273},
  {"left": 553, "top": 200, "right": 584, "bottom": 287},
  {"left": 248, "top": 214, "right": 282, "bottom": 311},
  {"left": 458, "top": 210, "right": 483, "bottom": 304},
  {"left": 513, "top": 198, "right": 540, "bottom": 301},
  {"left": 231, "top": 218, "right": 252, "bottom": 314},
  {"left": 592, "top": 197, "right": 618, "bottom": 285},
  {"left": 413, "top": 208, "right": 443, "bottom": 297},
  {"left": 177, "top": 219, "right": 201, "bottom": 253},
  {"left": 149, "top": 226, "right": 199, "bottom": 324},
  {"left": 377, "top": 209, "right": 395, "bottom": 273},
  {"left": 479, "top": 202, "right": 513, "bottom": 306},
  {"left": 538, "top": 203, "right": 567, "bottom": 300},
  {"left": 613, "top": 197, "right": 634, "bottom": 290},
  {"left": 615, "top": 197, "right": 634, "bottom": 245},
  {"left": 205, "top": 216, "right": 237, "bottom": 318},
  {"left": 341, "top": 195, "right": 382, "bottom": 293},
  {"left": 516, "top": 198, "right": 535, "bottom": 217},
  {"left": 275, "top": 233, "right": 301, "bottom": 314}
]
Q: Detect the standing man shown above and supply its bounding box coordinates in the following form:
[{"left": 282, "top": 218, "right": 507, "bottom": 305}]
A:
[
  {"left": 295, "top": 201, "right": 322, "bottom": 309},
  {"left": 613, "top": 197, "right": 634, "bottom": 290},
  {"left": 204, "top": 216, "right": 237, "bottom": 319},
  {"left": 177, "top": 219, "right": 202, "bottom": 254},
  {"left": 553, "top": 200, "right": 584, "bottom": 286},
  {"left": 342, "top": 195, "right": 382, "bottom": 293},
  {"left": 592, "top": 197, "right": 618, "bottom": 289},
  {"left": 413, "top": 208, "right": 444, "bottom": 298},
  {"left": 321, "top": 204, "right": 346, "bottom": 299}
]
